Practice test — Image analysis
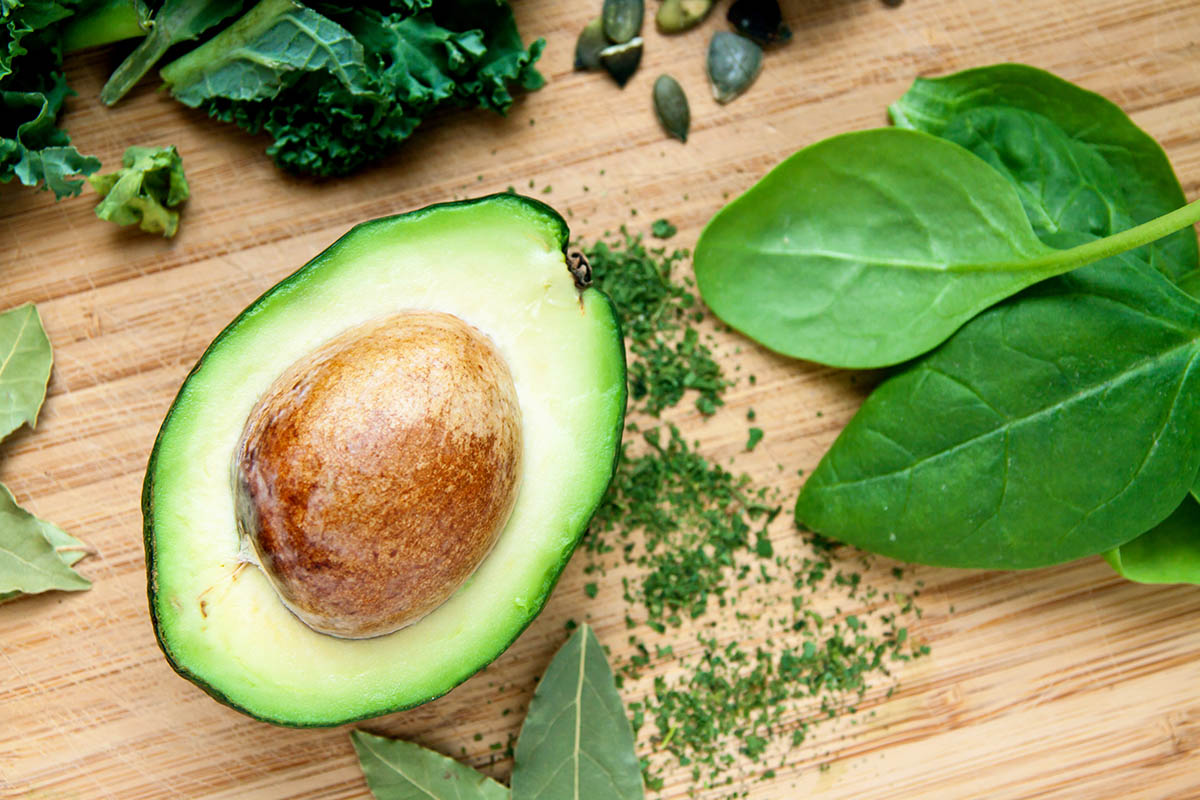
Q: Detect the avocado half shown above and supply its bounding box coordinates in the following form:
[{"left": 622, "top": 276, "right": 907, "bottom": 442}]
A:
[{"left": 143, "top": 194, "right": 626, "bottom": 726}]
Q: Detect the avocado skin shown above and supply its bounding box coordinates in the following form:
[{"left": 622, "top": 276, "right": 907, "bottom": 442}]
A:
[{"left": 142, "top": 194, "right": 627, "bottom": 726}]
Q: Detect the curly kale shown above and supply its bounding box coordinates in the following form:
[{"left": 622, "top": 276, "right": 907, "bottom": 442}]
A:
[
  {"left": 89, "top": 144, "right": 189, "bottom": 236},
  {"left": 159, "top": 0, "right": 544, "bottom": 177},
  {"left": 1, "top": 0, "right": 102, "bottom": 198}
]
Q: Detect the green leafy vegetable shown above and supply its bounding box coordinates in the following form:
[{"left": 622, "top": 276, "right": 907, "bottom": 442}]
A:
[
  {"left": 59, "top": 0, "right": 151, "bottom": 51},
  {"left": 693, "top": 128, "right": 1200, "bottom": 369},
  {"left": 100, "top": 0, "right": 243, "bottom": 105},
  {"left": 1103, "top": 493, "right": 1200, "bottom": 585},
  {"left": 2, "top": 0, "right": 162, "bottom": 199},
  {"left": 0, "top": 489, "right": 92, "bottom": 602},
  {"left": 348, "top": 625, "right": 642, "bottom": 799},
  {"left": 350, "top": 730, "right": 509, "bottom": 800},
  {"left": 796, "top": 253, "right": 1200, "bottom": 569},
  {"left": 159, "top": 0, "right": 368, "bottom": 106},
  {"left": 890, "top": 63, "right": 1199, "bottom": 287},
  {"left": 158, "top": 0, "right": 544, "bottom": 176},
  {"left": 2, "top": 1, "right": 102, "bottom": 198},
  {"left": 88, "top": 145, "right": 189, "bottom": 236},
  {"left": 510, "top": 623, "right": 644, "bottom": 800},
  {"left": 0, "top": 303, "right": 92, "bottom": 600},
  {"left": 0, "top": 303, "right": 53, "bottom": 441}
]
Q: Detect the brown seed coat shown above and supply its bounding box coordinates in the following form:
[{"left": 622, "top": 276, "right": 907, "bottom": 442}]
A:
[{"left": 234, "top": 311, "right": 522, "bottom": 638}]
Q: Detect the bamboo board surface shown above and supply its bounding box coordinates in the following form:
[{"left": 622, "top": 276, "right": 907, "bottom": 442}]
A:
[{"left": 4, "top": 1, "right": 1200, "bottom": 798}]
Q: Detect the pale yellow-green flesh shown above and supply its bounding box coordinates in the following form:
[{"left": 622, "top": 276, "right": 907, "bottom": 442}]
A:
[{"left": 148, "top": 201, "right": 625, "bottom": 725}]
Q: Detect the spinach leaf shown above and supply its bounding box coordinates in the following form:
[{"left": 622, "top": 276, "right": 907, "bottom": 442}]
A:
[
  {"left": 350, "top": 730, "right": 509, "bottom": 800},
  {"left": 890, "top": 63, "right": 1199, "bottom": 287},
  {"left": 100, "top": 0, "right": 244, "bottom": 106},
  {"left": 795, "top": 254, "right": 1200, "bottom": 569},
  {"left": 693, "top": 127, "right": 1200, "bottom": 368},
  {"left": 0, "top": 483, "right": 91, "bottom": 599},
  {"left": 510, "top": 624, "right": 644, "bottom": 800},
  {"left": 0, "top": 303, "right": 53, "bottom": 441},
  {"left": 1103, "top": 494, "right": 1200, "bottom": 585}
]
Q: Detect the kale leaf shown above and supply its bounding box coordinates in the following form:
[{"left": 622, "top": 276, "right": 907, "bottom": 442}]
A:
[
  {"left": 89, "top": 144, "right": 189, "bottom": 236},
  {"left": 159, "top": 0, "right": 544, "bottom": 177},
  {"left": 2, "top": 0, "right": 101, "bottom": 198}
]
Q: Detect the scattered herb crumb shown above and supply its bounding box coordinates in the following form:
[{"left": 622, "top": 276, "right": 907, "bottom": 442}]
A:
[
  {"left": 577, "top": 224, "right": 928, "bottom": 794},
  {"left": 584, "top": 228, "right": 730, "bottom": 416},
  {"left": 746, "top": 427, "right": 764, "bottom": 451},
  {"left": 651, "top": 218, "right": 678, "bottom": 239}
]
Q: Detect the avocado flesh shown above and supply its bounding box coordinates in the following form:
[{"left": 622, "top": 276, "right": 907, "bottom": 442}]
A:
[{"left": 143, "top": 195, "right": 626, "bottom": 726}]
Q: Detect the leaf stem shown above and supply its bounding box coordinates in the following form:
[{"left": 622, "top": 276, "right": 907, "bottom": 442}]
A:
[{"left": 1029, "top": 197, "right": 1200, "bottom": 272}]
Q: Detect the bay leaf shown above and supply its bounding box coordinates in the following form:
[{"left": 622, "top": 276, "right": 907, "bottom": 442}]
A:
[
  {"left": 511, "top": 624, "right": 643, "bottom": 800},
  {"left": 350, "top": 730, "right": 509, "bottom": 800},
  {"left": 0, "top": 483, "right": 91, "bottom": 599},
  {"left": 0, "top": 303, "right": 53, "bottom": 442}
]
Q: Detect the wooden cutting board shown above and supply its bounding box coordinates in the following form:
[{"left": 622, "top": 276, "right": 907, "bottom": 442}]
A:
[{"left": 4, "top": 1, "right": 1200, "bottom": 797}]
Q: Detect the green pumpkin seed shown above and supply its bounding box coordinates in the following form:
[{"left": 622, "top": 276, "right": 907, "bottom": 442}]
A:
[
  {"left": 600, "top": 37, "right": 642, "bottom": 87},
  {"left": 707, "top": 31, "right": 763, "bottom": 104},
  {"left": 653, "top": 75, "right": 690, "bottom": 142},
  {"left": 602, "top": 0, "right": 643, "bottom": 44},
  {"left": 727, "top": 0, "right": 792, "bottom": 45},
  {"left": 656, "top": 0, "right": 714, "bottom": 33},
  {"left": 574, "top": 17, "right": 607, "bottom": 70}
]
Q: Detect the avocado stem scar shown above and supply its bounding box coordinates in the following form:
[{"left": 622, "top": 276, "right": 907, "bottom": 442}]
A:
[{"left": 567, "top": 251, "right": 592, "bottom": 290}]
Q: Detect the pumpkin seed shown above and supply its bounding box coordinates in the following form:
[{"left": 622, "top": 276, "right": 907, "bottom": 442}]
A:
[
  {"left": 574, "top": 17, "right": 607, "bottom": 71},
  {"left": 656, "top": 0, "right": 714, "bottom": 33},
  {"left": 707, "top": 32, "right": 763, "bottom": 104},
  {"left": 600, "top": 37, "right": 643, "bottom": 87},
  {"left": 727, "top": 0, "right": 792, "bottom": 45},
  {"left": 602, "top": 0, "right": 643, "bottom": 44},
  {"left": 653, "top": 75, "right": 690, "bottom": 142}
]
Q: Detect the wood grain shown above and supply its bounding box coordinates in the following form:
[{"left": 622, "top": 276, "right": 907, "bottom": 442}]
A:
[{"left": 4, "top": 1, "right": 1200, "bottom": 798}]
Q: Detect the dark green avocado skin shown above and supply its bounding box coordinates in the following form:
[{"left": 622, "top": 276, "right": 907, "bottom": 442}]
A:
[{"left": 141, "top": 193, "right": 627, "bottom": 726}]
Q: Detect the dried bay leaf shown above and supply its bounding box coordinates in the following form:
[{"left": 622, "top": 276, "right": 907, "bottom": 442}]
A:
[
  {"left": 351, "top": 730, "right": 509, "bottom": 800},
  {"left": 0, "top": 303, "right": 92, "bottom": 601},
  {"left": 0, "top": 484, "right": 91, "bottom": 600},
  {"left": 510, "top": 624, "right": 643, "bottom": 800},
  {"left": 0, "top": 303, "right": 53, "bottom": 441}
]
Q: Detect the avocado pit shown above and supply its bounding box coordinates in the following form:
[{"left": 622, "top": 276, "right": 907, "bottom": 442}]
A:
[{"left": 233, "top": 310, "right": 522, "bottom": 639}]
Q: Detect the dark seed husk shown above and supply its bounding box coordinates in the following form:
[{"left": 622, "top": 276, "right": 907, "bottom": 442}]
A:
[
  {"left": 707, "top": 32, "right": 763, "bottom": 104},
  {"left": 603, "top": 0, "right": 644, "bottom": 44},
  {"left": 575, "top": 17, "right": 607, "bottom": 70},
  {"left": 600, "top": 38, "right": 643, "bottom": 87},
  {"left": 653, "top": 75, "right": 690, "bottom": 142},
  {"left": 727, "top": 0, "right": 792, "bottom": 44},
  {"left": 656, "top": 0, "right": 714, "bottom": 33}
]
